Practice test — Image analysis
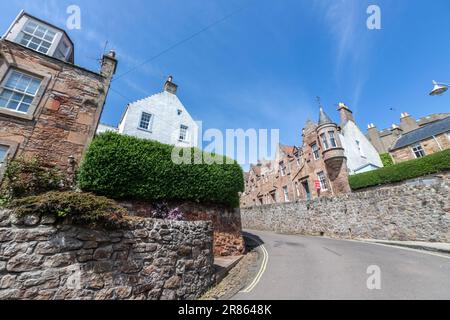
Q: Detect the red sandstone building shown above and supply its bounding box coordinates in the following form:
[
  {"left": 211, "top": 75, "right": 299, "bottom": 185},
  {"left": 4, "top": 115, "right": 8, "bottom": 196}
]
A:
[
  {"left": 0, "top": 11, "right": 117, "bottom": 181},
  {"left": 241, "top": 108, "right": 351, "bottom": 208},
  {"left": 367, "top": 112, "right": 450, "bottom": 163}
]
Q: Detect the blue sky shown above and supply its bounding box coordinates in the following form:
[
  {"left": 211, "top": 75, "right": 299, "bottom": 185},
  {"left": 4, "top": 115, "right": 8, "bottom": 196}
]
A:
[{"left": 2, "top": 0, "right": 450, "bottom": 166}]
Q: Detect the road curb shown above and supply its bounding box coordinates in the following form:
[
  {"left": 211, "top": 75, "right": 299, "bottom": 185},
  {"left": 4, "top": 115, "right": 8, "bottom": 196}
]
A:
[{"left": 358, "top": 239, "right": 450, "bottom": 255}]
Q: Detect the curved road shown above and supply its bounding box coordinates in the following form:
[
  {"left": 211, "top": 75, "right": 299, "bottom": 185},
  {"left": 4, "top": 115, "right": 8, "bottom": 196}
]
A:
[{"left": 233, "top": 230, "right": 450, "bottom": 300}]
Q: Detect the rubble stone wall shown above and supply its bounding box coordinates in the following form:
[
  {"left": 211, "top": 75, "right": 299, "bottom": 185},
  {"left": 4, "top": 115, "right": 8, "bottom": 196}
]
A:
[
  {"left": 241, "top": 174, "right": 450, "bottom": 242},
  {"left": 120, "top": 201, "right": 245, "bottom": 257},
  {"left": 0, "top": 210, "right": 214, "bottom": 300}
]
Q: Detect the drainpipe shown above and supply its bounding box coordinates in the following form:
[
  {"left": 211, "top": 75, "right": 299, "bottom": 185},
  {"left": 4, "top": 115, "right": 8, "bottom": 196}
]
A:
[{"left": 432, "top": 135, "right": 443, "bottom": 151}]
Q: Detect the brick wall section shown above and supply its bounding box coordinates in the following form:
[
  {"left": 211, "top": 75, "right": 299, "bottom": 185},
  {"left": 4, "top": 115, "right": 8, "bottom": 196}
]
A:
[
  {"left": 119, "top": 201, "right": 245, "bottom": 257},
  {"left": 241, "top": 173, "right": 450, "bottom": 242},
  {"left": 0, "top": 40, "right": 116, "bottom": 172},
  {"left": 0, "top": 210, "right": 214, "bottom": 300},
  {"left": 391, "top": 133, "right": 450, "bottom": 163}
]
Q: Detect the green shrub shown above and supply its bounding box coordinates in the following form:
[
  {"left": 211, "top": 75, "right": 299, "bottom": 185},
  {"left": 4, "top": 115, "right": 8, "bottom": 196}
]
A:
[
  {"left": 77, "top": 132, "right": 244, "bottom": 207},
  {"left": 380, "top": 153, "right": 394, "bottom": 167},
  {"left": 10, "top": 191, "right": 131, "bottom": 229},
  {"left": 349, "top": 148, "right": 450, "bottom": 190},
  {"left": 1, "top": 157, "right": 67, "bottom": 199}
]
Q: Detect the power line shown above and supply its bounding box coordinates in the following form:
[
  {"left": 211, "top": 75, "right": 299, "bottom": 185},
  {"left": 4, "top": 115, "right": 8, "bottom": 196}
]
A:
[{"left": 112, "top": 3, "right": 250, "bottom": 82}]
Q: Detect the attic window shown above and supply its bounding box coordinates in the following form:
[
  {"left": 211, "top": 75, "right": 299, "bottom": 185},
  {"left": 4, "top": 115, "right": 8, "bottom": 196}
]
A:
[
  {"left": 177, "top": 109, "right": 182, "bottom": 115},
  {"left": 18, "top": 20, "right": 56, "bottom": 54}
]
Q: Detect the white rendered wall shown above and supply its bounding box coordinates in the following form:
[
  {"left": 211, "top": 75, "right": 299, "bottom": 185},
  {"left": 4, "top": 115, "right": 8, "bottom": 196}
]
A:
[
  {"left": 118, "top": 91, "right": 199, "bottom": 148},
  {"left": 339, "top": 121, "right": 383, "bottom": 175}
]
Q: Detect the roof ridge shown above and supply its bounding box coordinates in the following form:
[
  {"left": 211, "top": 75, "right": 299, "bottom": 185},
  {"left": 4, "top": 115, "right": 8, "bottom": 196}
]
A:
[{"left": 128, "top": 91, "right": 164, "bottom": 106}]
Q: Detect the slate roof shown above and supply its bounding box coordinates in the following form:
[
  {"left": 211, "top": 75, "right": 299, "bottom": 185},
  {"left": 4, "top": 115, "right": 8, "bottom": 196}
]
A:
[
  {"left": 318, "top": 108, "right": 334, "bottom": 126},
  {"left": 391, "top": 116, "right": 450, "bottom": 150}
]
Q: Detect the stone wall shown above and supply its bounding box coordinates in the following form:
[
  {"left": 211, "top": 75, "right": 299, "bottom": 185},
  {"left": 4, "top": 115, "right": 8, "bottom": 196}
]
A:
[
  {"left": 0, "top": 209, "right": 214, "bottom": 300},
  {"left": 119, "top": 201, "right": 245, "bottom": 257},
  {"left": 241, "top": 174, "right": 450, "bottom": 242}
]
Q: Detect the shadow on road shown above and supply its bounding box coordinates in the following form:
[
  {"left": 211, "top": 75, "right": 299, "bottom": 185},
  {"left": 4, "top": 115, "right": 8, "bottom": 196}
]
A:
[{"left": 242, "top": 231, "right": 264, "bottom": 253}]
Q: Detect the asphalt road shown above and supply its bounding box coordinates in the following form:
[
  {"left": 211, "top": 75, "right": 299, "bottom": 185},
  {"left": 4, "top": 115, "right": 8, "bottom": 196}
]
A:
[{"left": 233, "top": 230, "right": 450, "bottom": 300}]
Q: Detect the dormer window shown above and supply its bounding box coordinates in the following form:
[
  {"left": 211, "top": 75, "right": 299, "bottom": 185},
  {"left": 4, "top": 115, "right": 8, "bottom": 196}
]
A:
[
  {"left": 55, "top": 40, "right": 70, "bottom": 60},
  {"left": 320, "top": 133, "right": 329, "bottom": 150},
  {"left": 6, "top": 13, "right": 74, "bottom": 63},
  {"left": 18, "top": 20, "right": 56, "bottom": 54}
]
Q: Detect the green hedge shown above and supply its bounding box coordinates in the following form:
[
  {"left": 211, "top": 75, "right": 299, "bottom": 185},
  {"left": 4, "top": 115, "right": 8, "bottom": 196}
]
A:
[
  {"left": 349, "top": 148, "right": 450, "bottom": 190},
  {"left": 77, "top": 132, "right": 244, "bottom": 207},
  {"left": 380, "top": 153, "right": 394, "bottom": 167}
]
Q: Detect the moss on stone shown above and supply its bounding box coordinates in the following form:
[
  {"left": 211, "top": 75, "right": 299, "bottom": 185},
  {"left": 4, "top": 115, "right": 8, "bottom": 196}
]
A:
[{"left": 9, "top": 191, "right": 135, "bottom": 230}]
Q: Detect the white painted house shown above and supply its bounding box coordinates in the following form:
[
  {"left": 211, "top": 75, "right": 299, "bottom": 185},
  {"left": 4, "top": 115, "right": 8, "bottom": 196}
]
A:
[
  {"left": 98, "top": 77, "right": 199, "bottom": 148},
  {"left": 337, "top": 103, "right": 383, "bottom": 174}
]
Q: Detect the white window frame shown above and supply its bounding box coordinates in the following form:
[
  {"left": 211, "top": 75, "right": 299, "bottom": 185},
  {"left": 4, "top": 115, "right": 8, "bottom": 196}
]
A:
[
  {"left": 138, "top": 112, "right": 153, "bottom": 131},
  {"left": 18, "top": 20, "right": 56, "bottom": 55},
  {"left": 312, "top": 143, "right": 320, "bottom": 160},
  {"left": 411, "top": 144, "right": 426, "bottom": 158},
  {"left": 356, "top": 140, "right": 366, "bottom": 158},
  {"left": 329, "top": 131, "right": 337, "bottom": 148},
  {"left": 320, "top": 133, "right": 329, "bottom": 150},
  {"left": 317, "top": 171, "right": 328, "bottom": 191},
  {"left": 179, "top": 125, "right": 189, "bottom": 142},
  {"left": 0, "top": 69, "right": 42, "bottom": 115},
  {"left": 282, "top": 186, "right": 289, "bottom": 202},
  {"left": 280, "top": 161, "right": 286, "bottom": 176},
  {"left": 295, "top": 182, "right": 301, "bottom": 197},
  {"left": 0, "top": 145, "right": 8, "bottom": 167}
]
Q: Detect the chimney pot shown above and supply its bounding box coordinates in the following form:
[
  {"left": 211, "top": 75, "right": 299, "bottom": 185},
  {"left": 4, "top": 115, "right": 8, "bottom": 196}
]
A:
[
  {"left": 108, "top": 49, "right": 116, "bottom": 58},
  {"left": 164, "top": 76, "right": 178, "bottom": 94}
]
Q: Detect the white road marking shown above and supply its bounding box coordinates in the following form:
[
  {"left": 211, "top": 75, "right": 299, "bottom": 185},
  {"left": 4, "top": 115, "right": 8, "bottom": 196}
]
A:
[
  {"left": 240, "top": 235, "right": 269, "bottom": 293},
  {"left": 324, "top": 236, "right": 450, "bottom": 260}
]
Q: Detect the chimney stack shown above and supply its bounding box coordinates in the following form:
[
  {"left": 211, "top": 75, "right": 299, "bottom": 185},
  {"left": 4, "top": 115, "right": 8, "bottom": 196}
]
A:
[
  {"left": 337, "top": 102, "right": 354, "bottom": 125},
  {"left": 399, "top": 112, "right": 419, "bottom": 132},
  {"left": 101, "top": 50, "right": 118, "bottom": 78},
  {"left": 164, "top": 75, "right": 178, "bottom": 94},
  {"left": 366, "top": 123, "right": 385, "bottom": 153},
  {"left": 390, "top": 124, "right": 403, "bottom": 138}
]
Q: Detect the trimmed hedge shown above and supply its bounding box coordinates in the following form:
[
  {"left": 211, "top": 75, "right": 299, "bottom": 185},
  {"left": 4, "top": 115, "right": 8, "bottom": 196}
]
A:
[
  {"left": 380, "top": 153, "right": 394, "bottom": 167},
  {"left": 349, "top": 148, "right": 450, "bottom": 190},
  {"left": 77, "top": 132, "right": 244, "bottom": 207}
]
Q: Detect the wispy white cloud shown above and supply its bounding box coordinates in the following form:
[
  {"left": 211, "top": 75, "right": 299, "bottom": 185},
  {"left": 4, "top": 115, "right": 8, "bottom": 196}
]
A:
[{"left": 313, "top": 0, "right": 374, "bottom": 112}]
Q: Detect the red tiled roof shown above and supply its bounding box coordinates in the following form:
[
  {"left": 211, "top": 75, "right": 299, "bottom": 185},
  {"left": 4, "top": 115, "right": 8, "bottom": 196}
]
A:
[{"left": 279, "top": 144, "right": 296, "bottom": 156}]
